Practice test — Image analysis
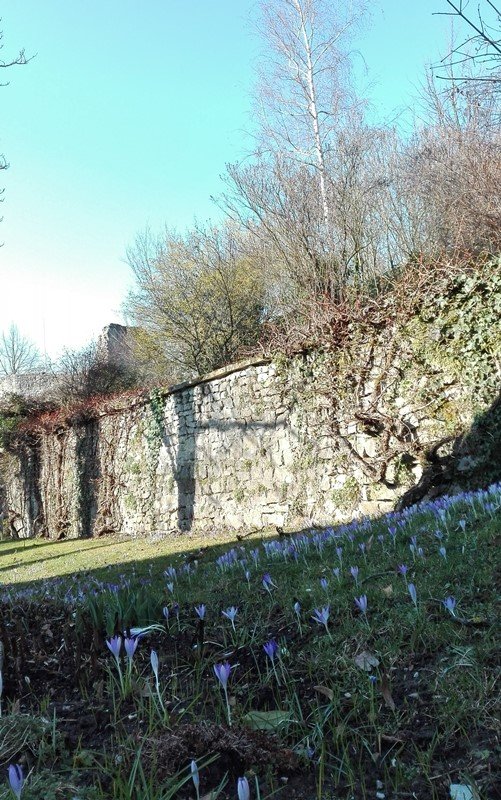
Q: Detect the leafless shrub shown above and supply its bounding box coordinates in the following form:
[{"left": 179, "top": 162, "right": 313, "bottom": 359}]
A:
[
  {"left": 124, "top": 223, "right": 267, "bottom": 380},
  {"left": 55, "top": 342, "right": 140, "bottom": 404}
]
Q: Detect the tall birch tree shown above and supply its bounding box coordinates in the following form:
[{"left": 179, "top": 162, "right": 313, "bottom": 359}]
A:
[
  {"left": 222, "top": 0, "right": 367, "bottom": 302},
  {"left": 255, "top": 0, "right": 361, "bottom": 233}
]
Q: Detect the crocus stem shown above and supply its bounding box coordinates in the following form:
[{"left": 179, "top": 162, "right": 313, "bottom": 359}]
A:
[
  {"left": 114, "top": 658, "right": 125, "bottom": 697},
  {"left": 155, "top": 675, "right": 167, "bottom": 719},
  {"left": 223, "top": 686, "right": 232, "bottom": 727}
]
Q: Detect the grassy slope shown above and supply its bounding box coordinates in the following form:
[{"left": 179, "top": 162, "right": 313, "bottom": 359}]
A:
[
  {"left": 0, "top": 529, "right": 269, "bottom": 586},
  {"left": 0, "top": 488, "right": 500, "bottom": 800}
]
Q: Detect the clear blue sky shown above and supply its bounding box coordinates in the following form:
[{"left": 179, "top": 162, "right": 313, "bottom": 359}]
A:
[{"left": 0, "top": 0, "right": 452, "bottom": 361}]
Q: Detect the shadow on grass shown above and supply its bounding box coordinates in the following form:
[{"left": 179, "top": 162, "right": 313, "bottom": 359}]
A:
[
  {"left": 0, "top": 527, "right": 281, "bottom": 590},
  {"left": 0, "top": 538, "right": 134, "bottom": 577}
]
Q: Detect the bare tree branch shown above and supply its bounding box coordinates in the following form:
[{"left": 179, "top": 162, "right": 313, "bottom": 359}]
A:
[
  {"left": 0, "top": 324, "right": 41, "bottom": 376},
  {"left": 434, "top": 1, "right": 501, "bottom": 85}
]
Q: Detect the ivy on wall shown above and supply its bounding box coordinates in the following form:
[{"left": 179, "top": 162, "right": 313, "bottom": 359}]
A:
[{"left": 278, "top": 256, "right": 501, "bottom": 502}]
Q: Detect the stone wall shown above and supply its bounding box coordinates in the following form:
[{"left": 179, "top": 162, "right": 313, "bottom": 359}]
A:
[
  {"left": 2, "top": 262, "right": 500, "bottom": 538},
  {"left": 0, "top": 324, "right": 137, "bottom": 404},
  {"left": 0, "top": 372, "right": 61, "bottom": 403}
]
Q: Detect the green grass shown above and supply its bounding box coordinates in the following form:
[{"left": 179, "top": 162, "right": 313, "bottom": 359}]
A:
[
  {"left": 0, "top": 487, "right": 500, "bottom": 799},
  {"left": 0, "top": 528, "right": 268, "bottom": 586}
]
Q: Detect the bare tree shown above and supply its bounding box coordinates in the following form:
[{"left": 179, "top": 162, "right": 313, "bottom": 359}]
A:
[
  {"left": 255, "top": 0, "right": 362, "bottom": 215},
  {"left": 124, "top": 223, "right": 267, "bottom": 379},
  {"left": 55, "top": 341, "right": 140, "bottom": 403},
  {"left": 1, "top": 24, "right": 31, "bottom": 219},
  {"left": 228, "top": 0, "right": 366, "bottom": 299},
  {"left": 393, "top": 70, "right": 501, "bottom": 254},
  {"left": 434, "top": 1, "right": 500, "bottom": 88},
  {"left": 0, "top": 324, "right": 41, "bottom": 376},
  {"left": 1, "top": 24, "right": 30, "bottom": 174}
]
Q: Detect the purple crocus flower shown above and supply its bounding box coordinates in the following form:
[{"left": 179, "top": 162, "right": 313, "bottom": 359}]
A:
[
  {"left": 408, "top": 583, "right": 417, "bottom": 607},
  {"left": 195, "top": 604, "right": 206, "bottom": 620},
  {"left": 237, "top": 776, "right": 250, "bottom": 800},
  {"left": 213, "top": 661, "right": 232, "bottom": 690},
  {"left": 320, "top": 578, "right": 328, "bottom": 591},
  {"left": 166, "top": 582, "right": 174, "bottom": 594},
  {"left": 311, "top": 606, "right": 330, "bottom": 627},
  {"left": 332, "top": 567, "right": 340, "bottom": 581},
  {"left": 439, "top": 546, "right": 447, "bottom": 560},
  {"left": 191, "top": 760, "right": 199, "bottom": 791},
  {"left": 397, "top": 564, "right": 408, "bottom": 576},
  {"left": 162, "top": 606, "right": 169, "bottom": 620},
  {"left": 106, "top": 635, "right": 122, "bottom": 659},
  {"left": 124, "top": 636, "right": 138, "bottom": 661},
  {"left": 222, "top": 606, "right": 238, "bottom": 624},
  {"left": 262, "top": 572, "right": 276, "bottom": 592},
  {"left": 350, "top": 566, "right": 359, "bottom": 585},
  {"left": 8, "top": 765, "right": 24, "bottom": 800},
  {"left": 443, "top": 596, "right": 457, "bottom": 615},
  {"left": 336, "top": 546, "right": 343, "bottom": 561},
  {"left": 263, "top": 639, "right": 279, "bottom": 661},
  {"left": 293, "top": 601, "right": 301, "bottom": 615},
  {"left": 355, "top": 594, "right": 368, "bottom": 614}
]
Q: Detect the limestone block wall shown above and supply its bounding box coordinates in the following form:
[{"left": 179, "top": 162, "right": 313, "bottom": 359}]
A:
[
  {"left": 4, "top": 355, "right": 405, "bottom": 538},
  {"left": 2, "top": 258, "right": 500, "bottom": 538},
  {"left": 3, "top": 359, "right": 302, "bottom": 537},
  {"left": 0, "top": 372, "right": 61, "bottom": 403}
]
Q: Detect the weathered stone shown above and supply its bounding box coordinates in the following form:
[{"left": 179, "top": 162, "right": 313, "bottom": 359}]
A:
[{"left": 2, "top": 291, "right": 498, "bottom": 540}]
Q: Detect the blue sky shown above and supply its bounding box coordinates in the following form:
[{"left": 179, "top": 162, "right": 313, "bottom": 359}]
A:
[{"left": 0, "top": 1, "right": 453, "bottom": 360}]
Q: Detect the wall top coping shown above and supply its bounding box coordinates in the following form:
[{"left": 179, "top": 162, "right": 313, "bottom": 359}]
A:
[
  {"left": 23, "top": 356, "right": 276, "bottom": 428},
  {"left": 165, "top": 355, "right": 273, "bottom": 397}
]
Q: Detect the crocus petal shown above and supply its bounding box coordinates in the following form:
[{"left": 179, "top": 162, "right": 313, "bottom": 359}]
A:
[
  {"left": 237, "top": 776, "right": 250, "bottom": 800},
  {"left": 8, "top": 764, "right": 24, "bottom": 800}
]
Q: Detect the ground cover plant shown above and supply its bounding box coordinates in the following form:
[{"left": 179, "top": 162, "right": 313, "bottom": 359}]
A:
[{"left": 0, "top": 484, "right": 499, "bottom": 799}]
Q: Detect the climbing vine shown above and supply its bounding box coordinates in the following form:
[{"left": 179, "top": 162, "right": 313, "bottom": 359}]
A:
[{"left": 277, "top": 256, "right": 501, "bottom": 503}]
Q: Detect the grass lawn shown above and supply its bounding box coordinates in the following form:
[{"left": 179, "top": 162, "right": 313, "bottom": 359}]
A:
[
  {"left": 0, "top": 528, "right": 267, "bottom": 587},
  {"left": 0, "top": 485, "right": 499, "bottom": 800}
]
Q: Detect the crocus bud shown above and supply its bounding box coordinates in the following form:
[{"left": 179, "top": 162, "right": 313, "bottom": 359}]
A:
[
  {"left": 237, "top": 776, "right": 250, "bottom": 800},
  {"left": 213, "top": 661, "right": 232, "bottom": 690},
  {"left": 150, "top": 650, "right": 159, "bottom": 679},
  {"left": 408, "top": 583, "right": 417, "bottom": 607},
  {"left": 124, "top": 637, "right": 138, "bottom": 661},
  {"left": 8, "top": 764, "right": 24, "bottom": 800},
  {"left": 190, "top": 760, "right": 199, "bottom": 790}
]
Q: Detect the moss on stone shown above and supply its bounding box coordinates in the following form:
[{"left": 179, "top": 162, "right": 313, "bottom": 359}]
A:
[{"left": 331, "top": 477, "right": 361, "bottom": 513}]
